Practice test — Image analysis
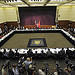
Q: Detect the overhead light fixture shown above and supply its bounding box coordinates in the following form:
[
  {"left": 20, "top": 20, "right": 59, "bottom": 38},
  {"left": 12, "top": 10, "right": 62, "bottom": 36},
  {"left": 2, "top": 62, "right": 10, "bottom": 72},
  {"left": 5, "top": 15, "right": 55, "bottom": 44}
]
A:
[{"left": 4, "top": 0, "right": 17, "bottom": 2}]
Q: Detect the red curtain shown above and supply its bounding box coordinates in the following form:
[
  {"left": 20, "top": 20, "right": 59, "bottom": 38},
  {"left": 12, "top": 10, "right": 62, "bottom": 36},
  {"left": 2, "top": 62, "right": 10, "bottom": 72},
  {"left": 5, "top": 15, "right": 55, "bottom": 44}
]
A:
[{"left": 19, "top": 6, "right": 56, "bottom": 26}]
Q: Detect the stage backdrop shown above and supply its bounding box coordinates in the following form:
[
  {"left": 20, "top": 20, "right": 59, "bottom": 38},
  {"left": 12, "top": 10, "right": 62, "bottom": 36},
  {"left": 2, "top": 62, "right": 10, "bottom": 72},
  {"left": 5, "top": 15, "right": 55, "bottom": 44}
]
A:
[{"left": 18, "top": 6, "right": 56, "bottom": 26}]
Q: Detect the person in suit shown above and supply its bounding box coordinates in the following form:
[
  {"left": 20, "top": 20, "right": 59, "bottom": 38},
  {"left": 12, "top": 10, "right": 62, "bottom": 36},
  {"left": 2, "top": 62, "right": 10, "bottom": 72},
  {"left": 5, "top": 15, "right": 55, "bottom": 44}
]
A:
[
  {"left": 27, "top": 49, "right": 33, "bottom": 58},
  {"left": 15, "top": 49, "right": 19, "bottom": 58},
  {"left": 9, "top": 49, "right": 14, "bottom": 58},
  {"left": 66, "top": 48, "right": 72, "bottom": 58},
  {"left": 46, "top": 48, "right": 52, "bottom": 58},
  {"left": 65, "top": 56, "right": 71, "bottom": 69},
  {"left": 0, "top": 25, "right": 2, "bottom": 34},
  {"left": 3, "top": 49, "right": 9, "bottom": 58},
  {"left": 0, "top": 49, "right": 3, "bottom": 57},
  {"left": 58, "top": 49, "right": 65, "bottom": 59}
]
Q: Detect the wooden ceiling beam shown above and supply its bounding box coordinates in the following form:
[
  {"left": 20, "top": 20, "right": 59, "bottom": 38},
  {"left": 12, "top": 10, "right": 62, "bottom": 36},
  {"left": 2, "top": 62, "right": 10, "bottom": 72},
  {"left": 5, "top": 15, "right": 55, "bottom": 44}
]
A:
[
  {"left": 21, "top": 0, "right": 30, "bottom": 7},
  {"left": 44, "top": 0, "right": 51, "bottom": 6}
]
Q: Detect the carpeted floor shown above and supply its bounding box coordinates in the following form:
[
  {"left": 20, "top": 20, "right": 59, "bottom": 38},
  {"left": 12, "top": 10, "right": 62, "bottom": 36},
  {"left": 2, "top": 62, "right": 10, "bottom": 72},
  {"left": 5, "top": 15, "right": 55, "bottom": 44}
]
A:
[{"left": 0, "top": 33, "right": 74, "bottom": 48}]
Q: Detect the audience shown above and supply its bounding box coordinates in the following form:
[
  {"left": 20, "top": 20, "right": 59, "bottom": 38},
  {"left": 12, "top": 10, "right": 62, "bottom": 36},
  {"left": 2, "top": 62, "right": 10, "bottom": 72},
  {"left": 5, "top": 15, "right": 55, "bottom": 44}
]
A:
[
  {"left": 1, "top": 56, "right": 75, "bottom": 75},
  {"left": 0, "top": 23, "right": 75, "bottom": 75}
]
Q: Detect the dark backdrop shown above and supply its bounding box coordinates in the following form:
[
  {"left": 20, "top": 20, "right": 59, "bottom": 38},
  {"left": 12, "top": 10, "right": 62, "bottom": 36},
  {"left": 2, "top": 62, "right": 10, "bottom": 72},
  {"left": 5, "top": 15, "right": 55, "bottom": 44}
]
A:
[{"left": 18, "top": 6, "right": 56, "bottom": 26}]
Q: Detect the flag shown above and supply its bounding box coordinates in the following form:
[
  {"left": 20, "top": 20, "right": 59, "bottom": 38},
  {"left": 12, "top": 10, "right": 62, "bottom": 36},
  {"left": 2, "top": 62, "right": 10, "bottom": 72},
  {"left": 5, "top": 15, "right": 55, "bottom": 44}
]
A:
[
  {"left": 35, "top": 20, "right": 37, "bottom": 29},
  {"left": 35, "top": 20, "right": 36, "bottom": 25},
  {"left": 38, "top": 20, "right": 40, "bottom": 28}
]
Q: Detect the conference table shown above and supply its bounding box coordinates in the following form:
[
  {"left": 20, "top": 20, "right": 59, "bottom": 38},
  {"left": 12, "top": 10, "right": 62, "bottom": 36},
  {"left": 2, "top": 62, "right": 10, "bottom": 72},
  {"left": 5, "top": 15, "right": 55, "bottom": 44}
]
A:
[
  {"left": 0, "top": 28, "right": 75, "bottom": 55},
  {"left": 0, "top": 28, "right": 75, "bottom": 42}
]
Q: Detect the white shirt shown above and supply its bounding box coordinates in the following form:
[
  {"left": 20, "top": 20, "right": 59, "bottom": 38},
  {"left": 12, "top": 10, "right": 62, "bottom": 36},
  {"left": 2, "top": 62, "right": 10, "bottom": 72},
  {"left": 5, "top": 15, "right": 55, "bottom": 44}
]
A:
[
  {"left": 38, "top": 69, "right": 45, "bottom": 75},
  {"left": 12, "top": 67, "right": 19, "bottom": 75},
  {"left": 53, "top": 72, "right": 58, "bottom": 75},
  {"left": 0, "top": 28, "right": 2, "bottom": 34}
]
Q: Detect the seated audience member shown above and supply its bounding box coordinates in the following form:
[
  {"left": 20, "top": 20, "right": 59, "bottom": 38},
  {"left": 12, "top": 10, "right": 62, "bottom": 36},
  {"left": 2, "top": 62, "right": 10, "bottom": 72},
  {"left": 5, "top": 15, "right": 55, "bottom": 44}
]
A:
[
  {"left": 37, "top": 68, "right": 45, "bottom": 75},
  {"left": 27, "top": 49, "right": 33, "bottom": 57},
  {"left": 2, "top": 60, "right": 10, "bottom": 75},
  {"left": 0, "top": 25, "right": 2, "bottom": 34},
  {"left": 53, "top": 68, "right": 58, "bottom": 75},
  {"left": 4, "top": 25, "right": 8, "bottom": 32},
  {"left": 72, "top": 50, "right": 75, "bottom": 58},
  {"left": 59, "top": 49, "right": 65, "bottom": 55},
  {"left": 2, "top": 65, "right": 8, "bottom": 75},
  {"left": 1, "top": 34, "right": 5, "bottom": 38},
  {"left": 8, "top": 65, "right": 14, "bottom": 75},
  {"left": 70, "top": 28, "right": 74, "bottom": 33},
  {"left": 34, "top": 51, "right": 38, "bottom": 58},
  {"left": 13, "top": 26, "right": 16, "bottom": 30},
  {"left": 73, "top": 29, "right": 75, "bottom": 33},
  {"left": 9, "top": 49, "right": 14, "bottom": 58},
  {"left": 28, "top": 64, "right": 36, "bottom": 75},
  {"left": 65, "top": 56, "right": 70, "bottom": 69},
  {"left": 57, "top": 66, "right": 69, "bottom": 75},
  {"left": 3, "top": 49, "right": 9, "bottom": 58},
  {"left": 2, "top": 29, "right": 5, "bottom": 34},
  {"left": 38, "top": 50, "right": 45, "bottom": 59},
  {"left": 66, "top": 48, "right": 72, "bottom": 57},
  {"left": 15, "top": 49, "right": 19, "bottom": 58},
  {"left": 58, "top": 49, "right": 65, "bottom": 59},
  {"left": 10, "top": 25, "right": 13, "bottom": 30},
  {"left": 0, "top": 50, "right": 3, "bottom": 57},
  {"left": 23, "top": 57, "right": 32, "bottom": 71},
  {"left": 0, "top": 35, "right": 1, "bottom": 39},
  {"left": 4, "top": 32, "right": 7, "bottom": 35},
  {"left": 12, "top": 63, "right": 19, "bottom": 75},
  {"left": 59, "top": 71, "right": 69, "bottom": 75},
  {"left": 70, "top": 61, "right": 75, "bottom": 71},
  {"left": 18, "top": 57, "right": 25, "bottom": 68},
  {"left": 64, "top": 67, "right": 75, "bottom": 75},
  {"left": 46, "top": 48, "right": 52, "bottom": 58}
]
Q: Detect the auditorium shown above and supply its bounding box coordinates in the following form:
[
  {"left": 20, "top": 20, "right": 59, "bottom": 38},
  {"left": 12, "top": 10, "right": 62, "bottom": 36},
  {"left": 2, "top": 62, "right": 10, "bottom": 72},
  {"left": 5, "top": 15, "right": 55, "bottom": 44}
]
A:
[{"left": 0, "top": 0, "right": 75, "bottom": 75}]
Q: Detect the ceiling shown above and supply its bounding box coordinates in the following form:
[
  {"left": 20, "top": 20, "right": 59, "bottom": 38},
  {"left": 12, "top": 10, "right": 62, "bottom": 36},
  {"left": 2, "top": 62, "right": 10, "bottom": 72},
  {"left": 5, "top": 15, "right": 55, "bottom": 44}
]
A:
[{"left": 0, "top": 0, "right": 75, "bottom": 7}]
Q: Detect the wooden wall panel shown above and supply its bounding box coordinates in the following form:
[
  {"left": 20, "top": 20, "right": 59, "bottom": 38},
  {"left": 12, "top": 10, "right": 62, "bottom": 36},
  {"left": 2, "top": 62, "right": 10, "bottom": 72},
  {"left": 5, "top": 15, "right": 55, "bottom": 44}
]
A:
[
  {"left": 58, "top": 20, "right": 75, "bottom": 28},
  {"left": 0, "top": 23, "right": 5, "bottom": 31},
  {"left": 6, "top": 21, "right": 18, "bottom": 27},
  {"left": 71, "top": 21, "right": 75, "bottom": 28},
  {"left": 58, "top": 20, "right": 69, "bottom": 28}
]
